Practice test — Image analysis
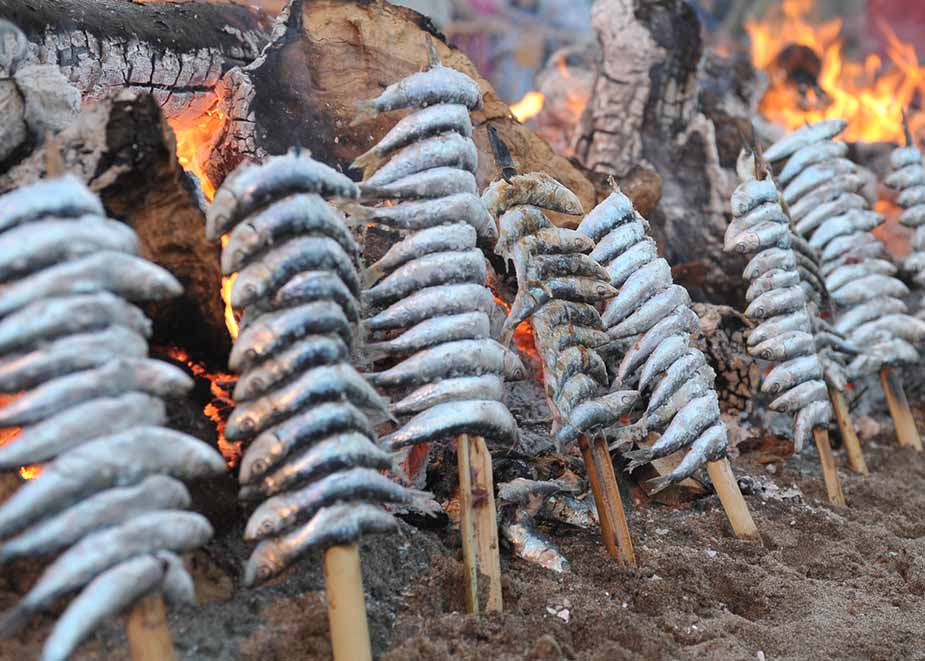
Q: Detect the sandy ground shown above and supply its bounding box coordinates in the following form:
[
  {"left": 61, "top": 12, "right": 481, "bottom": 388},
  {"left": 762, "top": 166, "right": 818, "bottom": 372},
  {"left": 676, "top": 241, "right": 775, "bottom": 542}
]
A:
[{"left": 2, "top": 392, "right": 925, "bottom": 660}]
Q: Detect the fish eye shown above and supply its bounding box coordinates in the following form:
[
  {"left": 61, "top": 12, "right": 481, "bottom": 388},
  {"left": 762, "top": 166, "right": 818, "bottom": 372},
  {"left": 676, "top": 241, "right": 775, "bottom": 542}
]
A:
[
  {"left": 246, "top": 349, "right": 258, "bottom": 362},
  {"left": 259, "top": 520, "right": 274, "bottom": 535},
  {"left": 252, "top": 459, "right": 266, "bottom": 474},
  {"left": 257, "top": 565, "right": 273, "bottom": 580},
  {"left": 235, "top": 249, "right": 247, "bottom": 263},
  {"left": 241, "top": 418, "right": 255, "bottom": 432}
]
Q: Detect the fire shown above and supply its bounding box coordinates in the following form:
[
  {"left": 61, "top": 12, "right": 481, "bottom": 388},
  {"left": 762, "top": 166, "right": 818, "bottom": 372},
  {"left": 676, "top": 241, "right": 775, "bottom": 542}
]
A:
[
  {"left": 746, "top": 0, "right": 925, "bottom": 143},
  {"left": 511, "top": 91, "right": 545, "bottom": 123},
  {"left": 168, "top": 101, "right": 225, "bottom": 201},
  {"left": 492, "top": 294, "right": 542, "bottom": 382},
  {"left": 165, "top": 347, "right": 241, "bottom": 467}
]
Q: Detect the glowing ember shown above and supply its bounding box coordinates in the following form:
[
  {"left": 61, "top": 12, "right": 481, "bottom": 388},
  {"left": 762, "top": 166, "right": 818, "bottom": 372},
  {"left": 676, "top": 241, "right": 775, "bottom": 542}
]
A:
[
  {"left": 747, "top": 0, "right": 925, "bottom": 143},
  {"left": 492, "top": 294, "right": 543, "bottom": 382},
  {"left": 165, "top": 347, "right": 241, "bottom": 467},
  {"left": 511, "top": 91, "right": 545, "bottom": 123},
  {"left": 220, "top": 236, "right": 240, "bottom": 340},
  {"left": 168, "top": 101, "right": 225, "bottom": 201}
]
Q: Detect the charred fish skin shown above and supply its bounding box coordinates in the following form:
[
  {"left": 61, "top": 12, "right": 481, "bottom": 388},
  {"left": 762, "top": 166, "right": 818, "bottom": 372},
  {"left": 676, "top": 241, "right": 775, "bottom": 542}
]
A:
[
  {"left": 352, "top": 63, "right": 483, "bottom": 122},
  {"left": 0, "top": 175, "right": 104, "bottom": 234},
  {"left": 346, "top": 192, "right": 497, "bottom": 243},
  {"left": 482, "top": 172, "right": 584, "bottom": 217}
]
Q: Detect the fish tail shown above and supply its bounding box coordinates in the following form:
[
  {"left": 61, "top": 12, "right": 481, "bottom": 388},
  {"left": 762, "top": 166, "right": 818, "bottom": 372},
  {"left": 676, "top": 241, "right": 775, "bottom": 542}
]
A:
[
  {"left": 341, "top": 202, "right": 375, "bottom": 225},
  {"left": 363, "top": 261, "right": 385, "bottom": 289},
  {"left": 405, "top": 488, "right": 442, "bottom": 517},
  {"left": 349, "top": 99, "right": 379, "bottom": 127},
  {"left": 363, "top": 341, "right": 394, "bottom": 362},
  {"left": 350, "top": 148, "right": 383, "bottom": 174},
  {"left": 0, "top": 605, "right": 30, "bottom": 638},
  {"left": 645, "top": 474, "right": 676, "bottom": 495},
  {"left": 623, "top": 449, "right": 651, "bottom": 473}
]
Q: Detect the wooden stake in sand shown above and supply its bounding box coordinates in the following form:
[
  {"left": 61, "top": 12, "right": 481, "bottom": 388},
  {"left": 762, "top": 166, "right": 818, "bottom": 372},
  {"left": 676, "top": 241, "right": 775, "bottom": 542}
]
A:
[
  {"left": 706, "top": 458, "right": 760, "bottom": 542},
  {"left": 880, "top": 368, "right": 923, "bottom": 452},
  {"left": 813, "top": 428, "right": 847, "bottom": 507},
  {"left": 456, "top": 434, "right": 503, "bottom": 614},
  {"left": 323, "top": 544, "right": 373, "bottom": 661},
  {"left": 828, "top": 387, "right": 868, "bottom": 475},
  {"left": 126, "top": 593, "right": 176, "bottom": 661},
  {"left": 579, "top": 434, "right": 636, "bottom": 566}
]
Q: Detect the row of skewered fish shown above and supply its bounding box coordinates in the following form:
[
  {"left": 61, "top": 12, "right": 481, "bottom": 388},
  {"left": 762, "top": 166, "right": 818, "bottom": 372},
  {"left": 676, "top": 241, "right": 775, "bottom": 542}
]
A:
[
  {"left": 764, "top": 120, "right": 925, "bottom": 374},
  {"left": 206, "top": 151, "right": 418, "bottom": 586},
  {"left": 576, "top": 191, "right": 729, "bottom": 492},
  {"left": 886, "top": 134, "right": 925, "bottom": 313},
  {"left": 350, "top": 57, "right": 521, "bottom": 459},
  {"left": 0, "top": 176, "right": 226, "bottom": 660}
]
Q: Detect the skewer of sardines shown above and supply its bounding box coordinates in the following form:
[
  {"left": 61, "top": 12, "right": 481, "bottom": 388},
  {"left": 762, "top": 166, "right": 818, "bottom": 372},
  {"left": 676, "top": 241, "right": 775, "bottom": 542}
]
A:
[
  {"left": 576, "top": 187, "right": 758, "bottom": 540},
  {"left": 885, "top": 116, "right": 925, "bottom": 303},
  {"left": 0, "top": 176, "right": 226, "bottom": 661},
  {"left": 348, "top": 53, "right": 515, "bottom": 613},
  {"left": 765, "top": 119, "right": 925, "bottom": 450},
  {"left": 207, "top": 151, "right": 423, "bottom": 660}
]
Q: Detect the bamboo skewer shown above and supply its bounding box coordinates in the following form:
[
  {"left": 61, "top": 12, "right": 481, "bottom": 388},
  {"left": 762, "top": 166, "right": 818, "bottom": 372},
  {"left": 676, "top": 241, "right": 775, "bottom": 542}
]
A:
[
  {"left": 323, "top": 544, "right": 373, "bottom": 661},
  {"left": 469, "top": 435, "right": 503, "bottom": 612},
  {"left": 828, "top": 387, "right": 868, "bottom": 475},
  {"left": 126, "top": 593, "right": 176, "bottom": 661},
  {"left": 880, "top": 368, "right": 922, "bottom": 452},
  {"left": 580, "top": 434, "right": 636, "bottom": 566},
  {"left": 706, "top": 458, "right": 760, "bottom": 542},
  {"left": 456, "top": 434, "right": 480, "bottom": 614},
  {"left": 578, "top": 435, "right": 621, "bottom": 563},
  {"left": 813, "top": 428, "right": 847, "bottom": 507}
]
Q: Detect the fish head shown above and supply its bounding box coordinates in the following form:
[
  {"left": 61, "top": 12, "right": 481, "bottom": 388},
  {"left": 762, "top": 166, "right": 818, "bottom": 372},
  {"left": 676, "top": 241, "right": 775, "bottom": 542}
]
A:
[
  {"left": 505, "top": 351, "right": 528, "bottom": 381},
  {"left": 205, "top": 191, "right": 237, "bottom": 240},
  {"left": 243, "top": 539, "right": 287, "bottom": 587},
  {"left": 244, "top": 501, "right": 282, "bottom": 541},
  {"left": 594, "top": 282, "right": 618, "bottom": 299},
  {"left": 230, "top": 266, "right": 270, "bottom": 309},
  {"left": 226, "top": 404, "right": 263, "bottom": 440},
  {"left": 239, "top": 436, "right": 282, "bottom": 484},
  {"left": 758, "top": 345, "right": 778, "bottom": 362},
  {"left": 735, "top": 232, "right": 759, "bottom": 254},
  {"left": 233, "top": 369, "right": 266, "bottom": 401}
]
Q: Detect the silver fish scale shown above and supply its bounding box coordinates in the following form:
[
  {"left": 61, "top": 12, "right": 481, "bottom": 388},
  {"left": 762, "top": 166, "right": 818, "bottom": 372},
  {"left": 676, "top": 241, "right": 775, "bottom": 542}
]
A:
[
  {"left": 0, "top": 177, "right": 223, "bottom": 659},
  {"left": 576, "top": 190, "right": 726, "bottom": 488},
  {"left": 767, "top": 121, "right": 921, "bottom": 371},
  {"left": 353, "top": 66, "right": 520, "bottom": 458},
  {"left": 728, "top": 169, "right": 840, "bottom": 452},
  {"left": 210, "top": 153, "right": 412, "bottom": 589}
]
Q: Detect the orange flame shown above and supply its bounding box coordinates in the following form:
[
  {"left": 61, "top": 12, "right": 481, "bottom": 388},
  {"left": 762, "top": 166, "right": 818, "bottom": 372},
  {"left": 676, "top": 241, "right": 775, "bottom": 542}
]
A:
[
  {"left": 511, "top": 91, "right": 545, "bottom": 123},
  {"left": 747, "top": 0, "right": 925, "bottom": 143},
  {"left": 168, "top": 102, "right": 225, "bottom": 201},
  {"left": 165, "top": 347, "right": 241, "bottom": 467}
]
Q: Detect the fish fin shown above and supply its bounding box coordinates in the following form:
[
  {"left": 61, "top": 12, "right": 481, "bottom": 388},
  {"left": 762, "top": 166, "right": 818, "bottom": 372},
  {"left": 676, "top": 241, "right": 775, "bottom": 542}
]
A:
[
  {"left": 644, "top": 474, "right": 675, "bottom": 495},
  {"left": 0, "top": 605, "right": 30, "bottom": 638},
  {"left": 405, "top": 488, "right": 443, "bottom": 517},
  {"left": 350, "top": 99, "right": 379, "bottom": 127},
  {"left": 363, "top": 341, "right": 396, "bottom": 362},
  {"left": 350, "top": 149, "right": 384, "bottom": 174},
  {"left": 623, "top": 449, "right": 651, "bottom": 473},
  {"left": 341, "top": 202, "right": 374, "bottom": 225}
]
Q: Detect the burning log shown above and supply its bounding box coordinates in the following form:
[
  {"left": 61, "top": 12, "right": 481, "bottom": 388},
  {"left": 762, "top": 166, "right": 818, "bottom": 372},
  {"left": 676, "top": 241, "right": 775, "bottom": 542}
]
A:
[{"left": 0, "top": 176, "right": 226, "bottom": 660}]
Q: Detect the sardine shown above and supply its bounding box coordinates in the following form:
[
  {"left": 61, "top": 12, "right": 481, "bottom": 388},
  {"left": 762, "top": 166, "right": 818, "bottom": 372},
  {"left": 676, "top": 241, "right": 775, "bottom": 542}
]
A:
[
  {"left": 501, "top": 515, "right": 569, "bottom": 573},
  {"left": 0, "top": 427, "right": 224, "bottom": 540},
  {"left": 242, "top": 434, "right": 394, "bottom": 503},
  {"left": 589, "top": 220, "right": 648, "bottom": 264},
  {"left": 0, "top": 175, "right": 104, "bottom": 233},
  {"left": 831, "top": 274, "right": 908, "bottom": 306},
  {"left": 365, "top": 283, "right": 497, "bottom": 332},
  {"left": 364, "top": 133, "right": 477, "bottom": 187},
  {"left": 783, "top": 160, "right": 857, "bottom": 205},
  {"left": 227, "top": 364, "right": 392, "bottom": 441},
  {"left": 794, "top": 193, "right": 866, "bottom": 236},
  {"left": 221, "top": 194, "right": 359, "bottom": 274},
  {"left": 367, "top": 311, "right": 490, "bottom": 358},
  {"left": 40, "top": 554, "right": 167, "bottom": 661},
  {"left": 532, "top": 323, "right": 611, "bottom": 355},
  {"left": 898, "top": 185, "right": 925, "bottom": 208},
  {"left": 231, "top": 236, "right": 360, "bottom": 308},
  {"left": 0, "top": 475, "right": 189, "bottom": 563},
  {"left": 725, "top": 204, "right": 788, "bottom": 250},
  {"left": 642, "top": 364, "right": 716, "bottom": 432},
  {"left": 368, "top": 338, "right": 525, "bottom": 389},
  {"left": 792, "top": 399, "right": 832, "bottom": 452},
  {"left": 0, "top": 393, "right": 165, "bottom": 470},
  {"left": 531, "top": 300, "right": 603, "bottom": 329},
  {"left": 0, "top": 252, "right": 182, "bottom": 318},
  {"left": 0, "top": 511, "right": 212, "bottom": 637},
  {"left": 646, "top": 351, "right": 709, "bottom": 413},
  {"left": 527, "top": 253, "right": 610, "bottom": 282},
  {"left": 828, "top": 259, "right": 898, "bottom": 293},
  {"left": 381, "top": 399, "right": 519, "bottom": 449},
  {"left": 899, "top": 205, "right": 925, "bottom": 228},
  {"left": 366, "top": 223, "right": 476, "bottom": 288},
  {"left": 885, "top": 165, "right": 925, "bottom": 191},
  {"left": 820, "top": 231, "right": 883, "bottom": 262},
  {"left": 237, "top": 402, "right": 376, "bottom": 485},
  {"left": 0, "top": 292, "right": 151, "bottom": 353},
  {"left": 788, "top": 175, "right": 866, "bottom": 221},
  {"left": 345, "top": 192, "right": 496, "bottom": 242},
  {"left": 233, "top": 335, "right": 349, "bottom": 402},
  {"left": 729, "top": 221, "right": 790, "bottom": 255},
  {"left": 778, "top": 140, "right": 849, "bottom": 184},
  {"left": 744, "top": 286, "right": 805, "bottom": 320},
  {"left": 730, "top": 178, "right": 778, "bottom": 217},
  {"left": 245, "top": 468, "right": 413, "bottom": 541},
  {"left": 742, "top": 248, "right": 797, "bottom": 280},
  {"left": 503, "top": 279, "right": 615, "bottom": 339},
  {"left": 250, "top": 270, "right": 360, "bottom": 321},
  {"left": 625, "top": 393, "right": 720, "bottom": 470},
  {"left": 601, "top": 258, "right": 672, "bottom": 327},
  {"left": 604, "top": 238, "right": 659, "bottom": 287},
  {"left": 0, "top": 326, "right": 148, "bottom": 393},
  {"left": 764, "top": 119, "right": 846, "bottom": 162},
  {"left": 351, "top": 64, "right": 482, "bottom": 123},
  {"left": 615, "top": 306, "right": 699, "bottom": 385},
  {"left": 364, "top": 249, "right": 486, "bottom": 309},
  {"left": 750, "top": 329, "right": 815, "bottom": 362},
  {"left": 554, "top": 390, "right": 639, "bottom": 448},
  {"left": 769, "top": 379, "right": 828, "bottom": 413},
  {"left": 819, "top": 245, "right": 889, "bottom": 277},
  {"left": 495, "top": 205, "right": 552, "bottom": 257},
  {"left": 645, "top": 423, "right": 727, "bottom": 494},
  {"left": 607, "top": 285, "right": 690, "bottom": 338},
  {"left": 890, "top": 145, "right": 921, "bottom": 170},
  {"left": 244, "top": 503, "right": 396, "bottom": 587},
  {"left": 360, "top": 166, "right": 478, "bottom": 200},
  {"left": 745, "top": 269, "right": 801, "bottom": 302},
  {"left": 0, "top": 358, "right": 190, "bottom": 427},
  {"left": 554, "top": 373, "right": 601, "bottom": 417},
  {"left": 848, "top": 337, "right": 919, "bottom": 375},
  {"left": 809, "top": 210, "right": 883, "bottom": 251},
  {"left": 635, "top": 333, "right": 691, "bottom": 392},
  {"left": 353, "top": 103, "right": 473, "bottom": 171},
  {"left": 206, "top": 151, "right": 359, "bottom": 240},
  {"left": 482, "top": 172, "right": 583, "bottom": 217},
  {"left": 0, "top": 217, "right": 138, "bottom": 282},
  {"left": 513, "top": 228, "right": 595, "bottom": 258},
  {"left": 547, "top": 345, "right": 609, "bottom": 391},
  {"left": 391, "top": 374, "right": 505, "bottom": 416},
  {"left": 576, "top": 191, "right": 635, "bottom": 242},
  {"left": 229, "top": 301, "right": 351, "bottom": 372},
  {"left": 747, "top": 310, "right": 811, "bottom": 346},
  {"left": 761, "top": 355, "right": 823, "bottom": 395},
  {"left": 852, "top": 314, "right": 925, "bottom": 344}
]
